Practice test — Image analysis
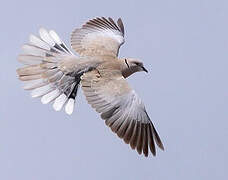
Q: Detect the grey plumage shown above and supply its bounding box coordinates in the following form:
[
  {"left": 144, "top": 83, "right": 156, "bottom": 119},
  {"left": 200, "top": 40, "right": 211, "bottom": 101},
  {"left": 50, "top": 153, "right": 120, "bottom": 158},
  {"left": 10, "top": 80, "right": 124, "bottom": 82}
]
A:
[{"left": 17, "top": 17, "right": 164, "bottom": 157}]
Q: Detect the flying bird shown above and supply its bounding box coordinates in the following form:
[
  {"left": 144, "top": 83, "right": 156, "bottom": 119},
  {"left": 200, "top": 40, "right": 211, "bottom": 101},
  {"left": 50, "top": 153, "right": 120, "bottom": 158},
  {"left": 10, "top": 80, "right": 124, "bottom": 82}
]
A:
[{"left": 16, "top": 17, "right": 164, "bottom": 157}]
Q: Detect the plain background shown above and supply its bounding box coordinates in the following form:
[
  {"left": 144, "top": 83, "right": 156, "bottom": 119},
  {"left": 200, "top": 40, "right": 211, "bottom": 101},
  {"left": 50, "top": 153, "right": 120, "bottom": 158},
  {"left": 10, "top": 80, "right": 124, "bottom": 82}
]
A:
[{"left": 0, "top": 0, "right": 227, "bottom": 179}]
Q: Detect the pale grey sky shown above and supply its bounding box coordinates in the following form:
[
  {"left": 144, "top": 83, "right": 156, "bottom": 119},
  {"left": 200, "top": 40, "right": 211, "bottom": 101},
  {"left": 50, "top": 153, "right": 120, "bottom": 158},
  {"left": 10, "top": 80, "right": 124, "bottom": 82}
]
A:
[{"left": 0, "top": 0, "right": 228, "bottom": 179}]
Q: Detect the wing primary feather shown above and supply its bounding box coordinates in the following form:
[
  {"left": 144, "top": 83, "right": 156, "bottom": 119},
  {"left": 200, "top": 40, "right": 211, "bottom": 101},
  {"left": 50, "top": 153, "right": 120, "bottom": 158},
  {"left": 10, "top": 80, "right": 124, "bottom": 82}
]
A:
[
  {"left": 107, "top": 109, "right": 123, "bottom": 129},
  {"left": 117, "top": 18, "right": 125, "bottom": 35},
  {"left": 111, "top": 114, "right": 126, "bottom": 134},
  {"left": 83, "top": 22, "right": 104, "bottom": 30},
  {"left": 101, "top": 106, "right": 118, "bottom": 120},
  {"left": 151, "top": 123, "right": 165, "bottom": 150},
  {"left": 100, "top": 17, "right": 116, "bottom": 30},
  {"left": 117, "top": 117, "right": 130, "bottom": 138},
  {"left": 142, "top": 124, "right": 149, "bottom": 157},
  {"left": 123, "top": 119, "right": 135, "bottom": 144},
  {"left": 129, "top": 121, "right": 140, "bottom": 150},
  {"left": 136, "top": 122, "right": 143, "bottom": 154},
  {"left": 144, "top": 110, "right": 164, "bottom": 151},
  {"left": 89, "top": 19, "right": 109, "bottom": 29},
  {"left": 106, "top": 17, "right": 119, "bottom": 30},
  {"left": 116, "top": 98, "right": 134, "bottom": 138},
  {"left": 148, "top": 125, "right": 156, "bottom": 156}
]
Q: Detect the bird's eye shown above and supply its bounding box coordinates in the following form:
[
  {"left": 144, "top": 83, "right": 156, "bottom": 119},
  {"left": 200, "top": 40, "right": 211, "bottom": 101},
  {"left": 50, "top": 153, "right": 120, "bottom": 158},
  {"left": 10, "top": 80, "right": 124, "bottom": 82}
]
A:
[
  {"left": 134, "top": 62, "right": 141, "bottom": 66},
  {"left": 125, "top": 59, "right": 130, "bottom": 68}
]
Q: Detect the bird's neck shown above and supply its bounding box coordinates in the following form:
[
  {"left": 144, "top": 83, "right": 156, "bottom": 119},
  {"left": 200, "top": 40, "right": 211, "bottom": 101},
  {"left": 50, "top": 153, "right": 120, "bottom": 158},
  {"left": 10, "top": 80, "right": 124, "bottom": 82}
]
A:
[{"left": 119, "top": 59, "right": 138, "bottom": 78}]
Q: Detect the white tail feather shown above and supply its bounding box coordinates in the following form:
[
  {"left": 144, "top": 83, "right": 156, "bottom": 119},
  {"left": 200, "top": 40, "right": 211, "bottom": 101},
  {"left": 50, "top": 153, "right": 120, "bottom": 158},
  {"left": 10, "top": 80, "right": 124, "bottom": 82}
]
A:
[
  {"left": 41, "top": 89, "right": 61, "bottom": 104},
  {"left": 18, "top": 55, "right": 44, "bottom": 65},
  {"left": 17, "top": 28, "right": 79, "bottom": 114},
  {"left": 23, "top": 79, "right": 48, "bottom": 90},
  {"left": 65, "top": 98, "right": 75, "bottom": 115},
  {"left": 22, "top": 44, "right": 47, "bottom": 57},
  {"left": 53, "top": 94, "right": 68, "bottom": 111},
  {"left": 49, "top": 30, "right": 62, "bottom": 44},
  {"left": 31, "top": 84, "right": 54, "bottom": 98},
  {"left": 39, "top": 28, "right": 55, "bottom": 46},
  {"left": 29, "top": 34, "right": 50, "bottom": 50}
]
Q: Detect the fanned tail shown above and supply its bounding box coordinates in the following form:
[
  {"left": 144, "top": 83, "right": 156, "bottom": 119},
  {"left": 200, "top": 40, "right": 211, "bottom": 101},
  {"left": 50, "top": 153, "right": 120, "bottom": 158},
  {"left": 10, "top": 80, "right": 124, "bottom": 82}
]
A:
[{"left": 17, "top": 28, "right": 79, "bottom": 115}]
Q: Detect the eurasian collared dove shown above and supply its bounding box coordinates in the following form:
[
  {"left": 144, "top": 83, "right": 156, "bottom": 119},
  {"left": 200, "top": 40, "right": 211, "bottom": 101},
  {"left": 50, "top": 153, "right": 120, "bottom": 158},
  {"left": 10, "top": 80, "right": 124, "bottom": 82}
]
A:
[{"left": 16, "top": 17, "right": 164, "bottom": 157}]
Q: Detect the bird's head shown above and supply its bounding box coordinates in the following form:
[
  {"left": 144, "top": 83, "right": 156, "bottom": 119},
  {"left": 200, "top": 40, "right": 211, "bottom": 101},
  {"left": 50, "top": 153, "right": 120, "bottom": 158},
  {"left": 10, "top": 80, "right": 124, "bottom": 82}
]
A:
[{"left": 121, "top": 58, "right": 148, "bottom": 78}]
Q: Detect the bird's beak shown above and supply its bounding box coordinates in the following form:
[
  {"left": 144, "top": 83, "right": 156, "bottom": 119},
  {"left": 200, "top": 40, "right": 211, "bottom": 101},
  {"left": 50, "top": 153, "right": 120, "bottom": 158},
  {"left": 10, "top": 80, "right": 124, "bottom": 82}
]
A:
[{"left": 142, "top": 66, "right": 148, "bottom": 73}]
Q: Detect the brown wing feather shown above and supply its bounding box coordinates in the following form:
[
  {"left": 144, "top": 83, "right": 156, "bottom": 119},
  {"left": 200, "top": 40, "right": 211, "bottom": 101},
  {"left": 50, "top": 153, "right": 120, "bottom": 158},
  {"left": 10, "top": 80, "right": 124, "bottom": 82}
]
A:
[{"left": 81, "top": 69, "right": 164, "bottom": 157}]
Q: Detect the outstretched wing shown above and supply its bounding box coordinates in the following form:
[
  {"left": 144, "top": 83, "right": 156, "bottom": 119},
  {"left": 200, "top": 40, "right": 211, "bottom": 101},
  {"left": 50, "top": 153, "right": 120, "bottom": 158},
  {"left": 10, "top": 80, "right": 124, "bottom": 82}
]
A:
[
  {"left": 71, "top": 17, "right": 125, "bottom": 57},
  {"left": 81, "top": 69, "right": 164, "bottom": 157}
]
